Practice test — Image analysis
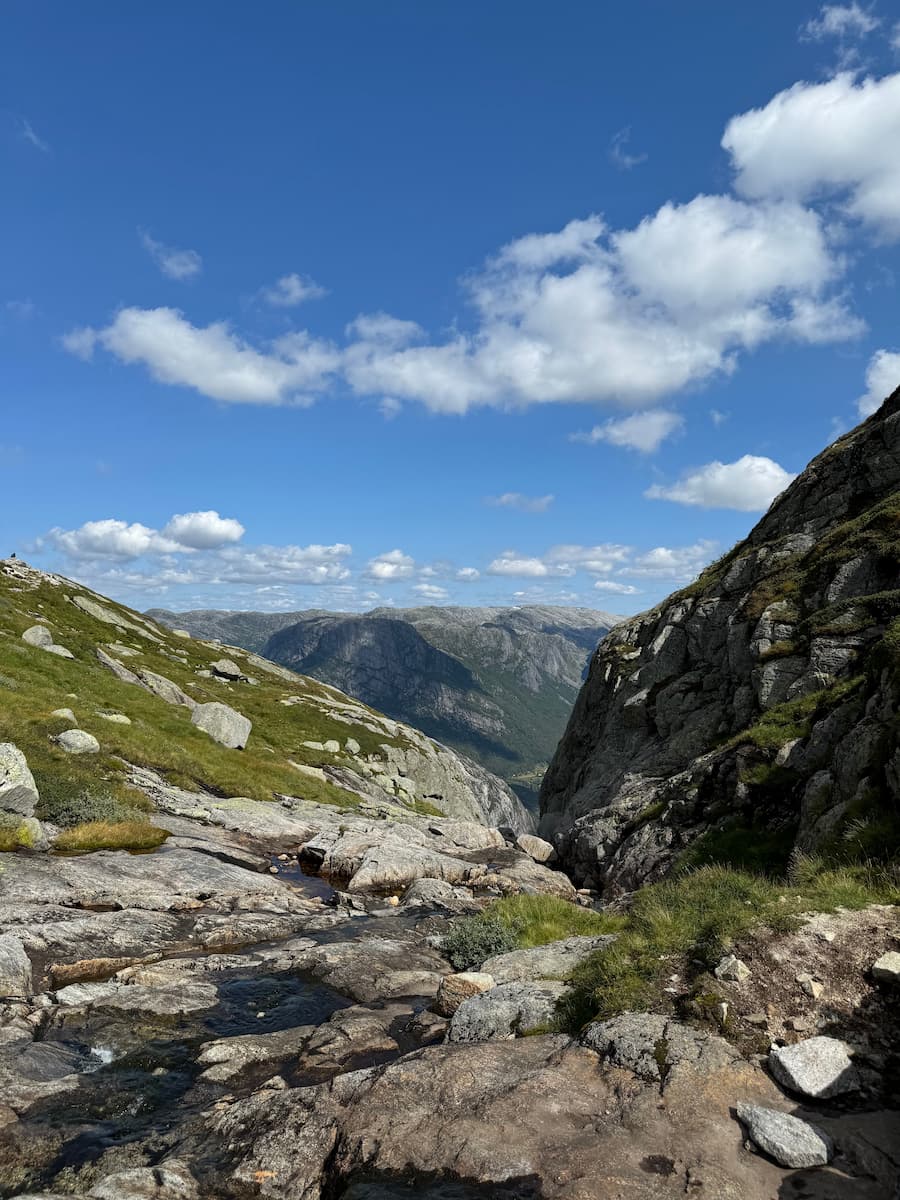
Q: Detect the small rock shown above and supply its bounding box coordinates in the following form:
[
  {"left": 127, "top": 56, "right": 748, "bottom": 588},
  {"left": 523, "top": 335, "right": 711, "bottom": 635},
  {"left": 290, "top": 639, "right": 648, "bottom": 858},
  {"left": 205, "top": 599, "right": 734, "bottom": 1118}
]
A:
[
  {"left": 796, "top": 973, "right": 824, "bottom": 999},
  {"left": 714, "top": 954, "right": 751, "bottom": 983},
  {"left": 323, "top": 739, "right": 341, "bottom": 754},
  {"left": 54, "top": 729, "right": 100, "bottom": 755},
  {"left": 50, "top": 708, "right": 77, "bottom": 724},
  {"left": 769, "top": 1036, "right": 860, "bottom": 1099},
  {"left": 745, "top": 1012, "right": 768, "bottom": 1027},
  {"left": 434, "top": 971, "right": 495, "bottom": 1017},
  {"left": 871, "top": 951, "right": 900, "bottom": 984},
  {"left": 98, "top": 712, "right": 132, "bottom": 725},
  {"left": 345, "top": 737, "right": 361, "bottom": 755},
  {"left": 736, "top": 1102, "right": 833, "bottom": 1169},
  {"left": 788, "top": 1016, "right": 814, "bottom": 1033}
]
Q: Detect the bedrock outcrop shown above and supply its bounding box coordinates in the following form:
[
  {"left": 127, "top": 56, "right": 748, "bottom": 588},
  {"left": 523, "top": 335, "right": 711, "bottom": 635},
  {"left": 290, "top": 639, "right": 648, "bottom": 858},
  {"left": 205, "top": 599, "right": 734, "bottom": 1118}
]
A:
[{"left": 541, "top": 387, "right": 900, "bottom": 891}]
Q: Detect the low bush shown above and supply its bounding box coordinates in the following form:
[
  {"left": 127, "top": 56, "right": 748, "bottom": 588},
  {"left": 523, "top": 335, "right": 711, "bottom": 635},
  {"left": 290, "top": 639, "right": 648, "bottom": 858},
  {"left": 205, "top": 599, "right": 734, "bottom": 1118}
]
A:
[
  {"left": 444, "top": 894, "right": 619, "bottom": 971},
  {"left": 444, "top": 914, "right": 521, "bottom": 971}
]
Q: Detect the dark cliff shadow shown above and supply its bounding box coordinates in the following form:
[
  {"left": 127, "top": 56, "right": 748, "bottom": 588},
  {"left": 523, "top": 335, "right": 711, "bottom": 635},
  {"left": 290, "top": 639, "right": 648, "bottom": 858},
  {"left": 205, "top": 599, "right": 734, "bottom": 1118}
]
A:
[{"left": 325, "top": 1167, "right": 546, "bottom": 1200}]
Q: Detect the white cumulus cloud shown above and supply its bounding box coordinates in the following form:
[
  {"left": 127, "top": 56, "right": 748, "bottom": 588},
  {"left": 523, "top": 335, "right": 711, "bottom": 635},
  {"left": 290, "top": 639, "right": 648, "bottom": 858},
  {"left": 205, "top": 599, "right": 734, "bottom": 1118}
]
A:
[
  {"left": 41, "top": 510, "right": 245, "bottom": 559},
  {"left": 365, "top": 549, "right": 415, "bottom": 580},
  {"left": 645, "top": 456, "right": 795, "bottom": 511},
  {"left": 139, "top": 231, "right": 202, "bottom": 280},
  {"left": 858, "top": 348, "right": 900, "bottom": 415},
  {"left": 412, "top": 583, "right": 449, "bottom": 600},
  {"left": 486, "top": 554, "right": 574, "bottom": 579},
  {"left": 160, "top": 510, "right": 245, "bottom": 549},
  {"left": 571, "top": 409, "right": 684, "bottom": 453},
  {"left": 62, "top": 307, "right": 339, "bottom": 405},
  {"left": 723, "top": 71, "right": 900, "bottom": 238}
]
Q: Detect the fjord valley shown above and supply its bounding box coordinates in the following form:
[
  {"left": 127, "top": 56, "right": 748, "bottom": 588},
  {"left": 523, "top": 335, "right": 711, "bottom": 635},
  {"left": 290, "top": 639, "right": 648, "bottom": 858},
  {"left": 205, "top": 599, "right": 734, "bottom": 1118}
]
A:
[
  {"left": 1, "top": 391, "right": 899, "bottom": 1198},
  {"left": 7, "top": 2, "right": 900, "bottom": 1195},
  {"left": 147, "top": 605, "right": 619, "bottom": 809}
]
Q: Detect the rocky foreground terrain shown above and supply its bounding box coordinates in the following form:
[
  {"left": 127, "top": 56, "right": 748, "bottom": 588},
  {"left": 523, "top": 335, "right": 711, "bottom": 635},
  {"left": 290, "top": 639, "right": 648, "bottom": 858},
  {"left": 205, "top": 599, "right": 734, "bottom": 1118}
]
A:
[
  {"left": 1, "top": 398, "right": 899, "bottom": 1197},
  {"left": 147, "top": 605, "right": 618, "bottom": 807}
]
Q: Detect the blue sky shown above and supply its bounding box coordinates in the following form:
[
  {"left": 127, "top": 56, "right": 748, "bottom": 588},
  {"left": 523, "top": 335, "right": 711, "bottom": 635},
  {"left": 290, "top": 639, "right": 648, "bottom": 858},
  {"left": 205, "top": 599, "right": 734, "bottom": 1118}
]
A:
[{"left": 4, "top": 1, "right": 900, "bottom": 615}]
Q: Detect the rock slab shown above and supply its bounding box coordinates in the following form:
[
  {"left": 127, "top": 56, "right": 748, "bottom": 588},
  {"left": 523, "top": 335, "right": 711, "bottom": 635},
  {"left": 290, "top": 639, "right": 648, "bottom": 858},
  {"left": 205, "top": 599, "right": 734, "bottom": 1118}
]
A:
[
  {"left": 736, "top": 1102, "right": 833, "bottom": 1168},
  {"left": 768, "top": 1036, "right": 860, "bottom": 1099}
]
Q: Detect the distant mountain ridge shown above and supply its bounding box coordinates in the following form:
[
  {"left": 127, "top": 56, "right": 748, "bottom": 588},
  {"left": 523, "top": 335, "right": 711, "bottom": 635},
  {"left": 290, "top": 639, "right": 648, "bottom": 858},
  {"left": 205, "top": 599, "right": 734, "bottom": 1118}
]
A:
[{"left": 147, "top": 604, "right": 620, "bottom": 807}]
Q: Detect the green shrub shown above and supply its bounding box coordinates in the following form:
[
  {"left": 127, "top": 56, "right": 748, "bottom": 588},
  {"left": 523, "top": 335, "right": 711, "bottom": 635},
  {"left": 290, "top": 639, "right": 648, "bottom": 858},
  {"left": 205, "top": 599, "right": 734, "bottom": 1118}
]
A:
[
  {"left": 444, "top": 914, "right": 522, "bottom": 970},
  {"left": 36, "top": 786, "right": 134, "bottom": 829}
]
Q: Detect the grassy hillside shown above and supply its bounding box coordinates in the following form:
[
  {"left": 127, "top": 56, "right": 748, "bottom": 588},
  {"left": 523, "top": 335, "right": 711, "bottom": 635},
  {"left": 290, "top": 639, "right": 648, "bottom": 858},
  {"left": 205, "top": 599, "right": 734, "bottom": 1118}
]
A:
[{"left": 0, "top": 561, "right": 444, "bottom": 847}]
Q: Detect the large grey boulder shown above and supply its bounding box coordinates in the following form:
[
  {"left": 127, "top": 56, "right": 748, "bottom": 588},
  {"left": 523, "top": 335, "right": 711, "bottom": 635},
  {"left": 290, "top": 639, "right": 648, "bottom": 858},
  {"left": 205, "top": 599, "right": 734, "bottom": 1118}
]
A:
[
  {"left": 54, "top": 729, "right": 100, "bottom": 755},
  {"left": 190, "top": 702, "right": 251, "bottom": 749},
  {"left": 210, "top": 658, "right": 245, "bottom": 681},
  {"left": 447, "top": 980, "right": 566, "bottom": 1041},
  {"left": 515, "top": 833, "right": 557, "bottom": 862},
  {"left": 735, "top": 1103, "right": 833, "bottom": 1169},
  {"left": 0, "top": 933, "right": 32, "bottom": 998},
  {"left": 22, "top": 624, "right": 74, "bottom": 659},
  {"left": 768, "top": 1036, "right": 860, "bottom": 1099},
  {"left": 22, "top": 624, "right": 53, "bottom": 648},
  {"left": 481, "top": 935, "right": 614, "bottom": 984},
  {"left": 0, "top": 743, "right": 39, "bottom": 815}
]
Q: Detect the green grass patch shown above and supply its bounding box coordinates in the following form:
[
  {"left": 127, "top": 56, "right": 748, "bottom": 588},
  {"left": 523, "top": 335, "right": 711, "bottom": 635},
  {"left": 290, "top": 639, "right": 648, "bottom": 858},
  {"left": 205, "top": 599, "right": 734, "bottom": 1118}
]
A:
[
  {"left": 731, "top": 676, "right": 864, "bottom": 752},
  {"left": 53, "top": 820, "right": 170, "bottom": 853},
  {"left": 560, "top": 862, "right": 900, "bottom": 1031},
  {"left": 757, "top": 640, "right": 801, "bottom": 663},
  {"left": 444, "top": 894, "right": 620, "bottom": 971}
]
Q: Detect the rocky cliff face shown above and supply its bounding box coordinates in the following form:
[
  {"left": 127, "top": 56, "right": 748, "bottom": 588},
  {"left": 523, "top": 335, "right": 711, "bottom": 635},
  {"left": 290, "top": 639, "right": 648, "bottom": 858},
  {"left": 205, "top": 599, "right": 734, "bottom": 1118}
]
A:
[
  {"left": 541, "top": 388, "right": 900, "bottom": 893},
  {"left": 151, "top": 605, "right": 618, "bottom": 807}
]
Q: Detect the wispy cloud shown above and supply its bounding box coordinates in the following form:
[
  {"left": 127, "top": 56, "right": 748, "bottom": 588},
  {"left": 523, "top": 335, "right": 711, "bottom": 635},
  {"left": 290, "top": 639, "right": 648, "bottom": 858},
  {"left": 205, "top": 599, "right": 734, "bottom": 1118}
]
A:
[
  {"left": 139, "top": 230, "right": 203, "bottom": 280},
  {"left": 609, "top": 126, "right": 647, "bottom": 170},
  {"left": 260, "top": 273, "right": 326, "bottom": 307},
  {"left": 20, "top": 118, "right": 49, "bottom": 153},
  {"left": 485, "top": 492, "right": 554, "bottom": 513},
  {"left": 800, "top": 3, "right": 879, "bottom": 42}
]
